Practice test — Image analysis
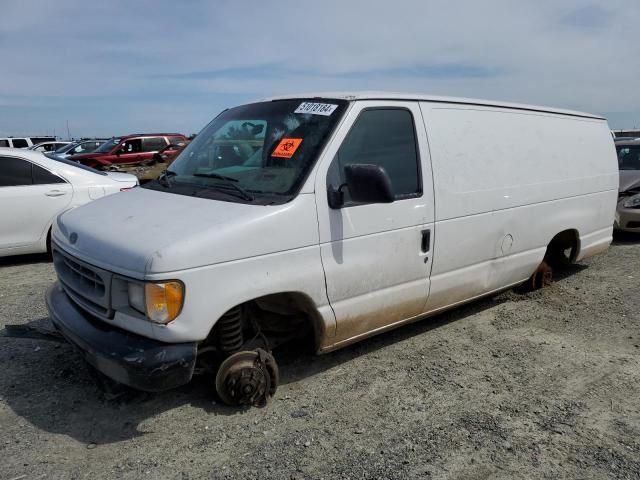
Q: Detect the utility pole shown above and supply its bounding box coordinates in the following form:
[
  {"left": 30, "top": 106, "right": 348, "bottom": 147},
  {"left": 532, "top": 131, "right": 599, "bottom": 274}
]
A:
[{"left": 66, "top": 120, "right": 71, "bottom": 140}]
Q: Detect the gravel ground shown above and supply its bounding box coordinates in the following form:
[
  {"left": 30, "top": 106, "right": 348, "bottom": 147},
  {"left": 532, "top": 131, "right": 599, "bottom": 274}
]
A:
[{"left": 1, "top": 234, "right": 639, "bottom": 480}]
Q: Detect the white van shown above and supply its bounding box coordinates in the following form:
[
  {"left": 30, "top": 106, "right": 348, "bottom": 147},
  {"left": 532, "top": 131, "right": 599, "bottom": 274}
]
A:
[{"left": 46, "top": 93, "right": 618, "bottom": 406}]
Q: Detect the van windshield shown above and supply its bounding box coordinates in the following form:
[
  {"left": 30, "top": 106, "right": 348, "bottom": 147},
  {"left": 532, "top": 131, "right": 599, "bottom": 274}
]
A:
[{"left": 152, "top": 99, "right": 348, "bottom": 204}]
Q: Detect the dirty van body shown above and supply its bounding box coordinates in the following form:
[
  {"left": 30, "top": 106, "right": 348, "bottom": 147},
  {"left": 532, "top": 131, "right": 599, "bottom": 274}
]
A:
[{"left": 46, "top": 93, "right": 619, "bottom": 407}]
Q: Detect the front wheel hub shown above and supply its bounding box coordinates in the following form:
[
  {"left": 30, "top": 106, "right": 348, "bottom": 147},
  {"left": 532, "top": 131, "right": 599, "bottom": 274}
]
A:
[{"left": 215, "top": 349, "right": 279, "bottom": 407}]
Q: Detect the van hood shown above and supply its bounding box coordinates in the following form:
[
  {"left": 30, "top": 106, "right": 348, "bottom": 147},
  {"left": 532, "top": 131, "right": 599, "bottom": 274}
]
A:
[
  {"left": 53, "top": 187, "right": 319, "bottom": 277},
  {"left": 619, "top": 171, "right": 640, "bottom": 192}
]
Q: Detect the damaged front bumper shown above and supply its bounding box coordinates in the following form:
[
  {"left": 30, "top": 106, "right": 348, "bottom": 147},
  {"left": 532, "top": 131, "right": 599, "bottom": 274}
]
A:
[{"left": 46, "top": 282, "right": 197, "bottom": 392}]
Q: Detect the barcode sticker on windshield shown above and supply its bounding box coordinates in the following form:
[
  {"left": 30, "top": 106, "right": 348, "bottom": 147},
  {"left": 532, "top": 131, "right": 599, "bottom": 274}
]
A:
[{"left": 294, "top": 102, "right": 338, "bottom": 116}]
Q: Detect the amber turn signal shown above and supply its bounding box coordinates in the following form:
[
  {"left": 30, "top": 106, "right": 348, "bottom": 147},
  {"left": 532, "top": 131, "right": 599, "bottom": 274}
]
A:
[{"left": 144, "top": 281, "right": 184, "bottom": 323}]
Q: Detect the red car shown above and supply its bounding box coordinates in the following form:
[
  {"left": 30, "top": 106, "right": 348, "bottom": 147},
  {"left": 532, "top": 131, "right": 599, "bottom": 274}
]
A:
[{"left": 69, "top": 133, "right": 188, "bottom": 168}]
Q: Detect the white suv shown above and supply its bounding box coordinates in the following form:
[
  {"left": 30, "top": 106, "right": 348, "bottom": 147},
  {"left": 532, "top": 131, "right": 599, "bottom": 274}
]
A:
[{"left": 0, "top": 136, "right": 56, "bottom": 149}]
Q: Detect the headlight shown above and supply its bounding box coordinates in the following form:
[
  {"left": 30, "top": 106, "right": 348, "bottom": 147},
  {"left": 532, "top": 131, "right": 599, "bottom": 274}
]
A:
[
  {"left": 623, "top": 194, "right": 640, "bottom": 209},
  {"left": 127, "top": 280, "right": 184, "bottom": 324}
]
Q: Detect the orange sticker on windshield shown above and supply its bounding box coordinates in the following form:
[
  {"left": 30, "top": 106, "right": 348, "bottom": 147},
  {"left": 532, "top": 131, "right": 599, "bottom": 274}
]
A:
[{"left": 271, "top": 138, "right": 302, "bottom": 158}]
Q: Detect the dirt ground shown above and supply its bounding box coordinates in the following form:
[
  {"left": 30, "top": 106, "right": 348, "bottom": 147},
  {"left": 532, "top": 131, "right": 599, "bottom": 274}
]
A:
[{"left": 1, "top": 234, "right": 639, "bottom": 480}]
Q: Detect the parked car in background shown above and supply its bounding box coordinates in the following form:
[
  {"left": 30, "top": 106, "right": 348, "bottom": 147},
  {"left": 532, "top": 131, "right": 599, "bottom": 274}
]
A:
[
  {"left": 613, "top": 129, "right": 640, "bottom": 139},
  {"left": 102, "top": 140, "right": 191, "bottom": 184},
  {"left": 28, "top": 141, "right": 71, "bottom": 152},
  {"left": 69, "top": 133, "right": 188, "bottom": 168},
  {"left": 614, "top": 139, "right": 640, "bottom": 232},
  {"left": 0, "top": 148, "right": 138, "bottom": 257},
  {"left": 46, "top": 93, "right": 617, "bottom": 407},
  {"left": 0, "top": 136, "right": 55, "bottom": 149},
  {"left": 46, "top": 139, "right": 108, "bottom": 160}
]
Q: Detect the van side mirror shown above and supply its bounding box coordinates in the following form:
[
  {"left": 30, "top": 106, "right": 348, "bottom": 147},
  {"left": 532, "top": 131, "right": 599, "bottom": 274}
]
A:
[{"left": 328, "top": 164, "right": 395, "bottom": 208}]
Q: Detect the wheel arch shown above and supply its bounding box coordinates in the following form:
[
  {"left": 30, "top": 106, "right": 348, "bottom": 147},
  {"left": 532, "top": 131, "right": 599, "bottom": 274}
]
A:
[
  {"left": 546, "top": 228, "right": 581, "bottom": 264},
  {"left": 207, "top": 291, "right": 329, "bottom": 353}
]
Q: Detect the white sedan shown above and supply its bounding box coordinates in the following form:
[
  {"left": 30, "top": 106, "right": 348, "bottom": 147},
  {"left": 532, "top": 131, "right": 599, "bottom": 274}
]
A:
[{"left": 0, "top": 148, "right": 138, "bottom": 257}]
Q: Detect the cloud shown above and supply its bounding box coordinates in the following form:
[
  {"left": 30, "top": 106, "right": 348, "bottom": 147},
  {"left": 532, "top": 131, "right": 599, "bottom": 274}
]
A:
[
  {"left": 0, "top": 0, "right": 637, "bottom": 135},
  {"left": 560, "top": 4, "right": 611, "bottom": 30},
  {"left": 163, "top": 62, "right": 503, "bottom": 82}
]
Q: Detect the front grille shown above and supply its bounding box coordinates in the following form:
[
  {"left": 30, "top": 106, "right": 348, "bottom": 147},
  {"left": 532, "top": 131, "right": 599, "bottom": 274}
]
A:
[
  {"left": 627, "top": 221, "right": 640, "bottom": 229},
  {"left": 52, "top": 245, "right": 113, "bottom": 318},
  {"left": 60, "top": 255, "right": 105, "bottom": 295}
]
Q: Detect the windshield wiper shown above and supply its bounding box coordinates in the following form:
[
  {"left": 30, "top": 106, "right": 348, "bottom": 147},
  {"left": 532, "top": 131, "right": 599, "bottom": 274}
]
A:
[
  {"left": 193, "top": 172, "right": 238, "bottom": 182},
  {"left": 192, "top": 172, "right": 254, "bottom": 201}
]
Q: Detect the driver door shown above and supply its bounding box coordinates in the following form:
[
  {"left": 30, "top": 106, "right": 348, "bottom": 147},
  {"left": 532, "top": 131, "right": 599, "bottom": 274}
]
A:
[{"left": 315, "top": 101, "right": 435, "bottom": 347}]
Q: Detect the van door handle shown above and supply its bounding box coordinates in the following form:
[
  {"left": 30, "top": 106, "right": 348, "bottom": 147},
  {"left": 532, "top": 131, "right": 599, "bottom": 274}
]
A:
[
  {"left": 45, "top": 190, "right": 66, "bottom": 197},
  {"left": 421, "top": 229, "right": 431, "bottom": 253}
]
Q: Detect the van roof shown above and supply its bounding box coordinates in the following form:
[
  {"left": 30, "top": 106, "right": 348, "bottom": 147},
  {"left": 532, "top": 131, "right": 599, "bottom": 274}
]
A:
[{"left": 260, "top": 91, "right": 604, "bottom": 120}]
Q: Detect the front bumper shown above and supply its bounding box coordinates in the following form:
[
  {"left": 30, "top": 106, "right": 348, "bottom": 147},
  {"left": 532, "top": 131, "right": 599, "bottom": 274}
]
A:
[
  {"left": 46, "top": 282, "right": 197, "bottom": 392},
  {"left": 615, "top": 205, "right": 640, "bottom": 232}
]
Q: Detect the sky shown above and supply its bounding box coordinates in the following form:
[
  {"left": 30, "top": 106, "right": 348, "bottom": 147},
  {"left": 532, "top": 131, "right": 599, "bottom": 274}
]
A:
[{"left": 0, "top": 0, "right": 638, "bottom": 138}]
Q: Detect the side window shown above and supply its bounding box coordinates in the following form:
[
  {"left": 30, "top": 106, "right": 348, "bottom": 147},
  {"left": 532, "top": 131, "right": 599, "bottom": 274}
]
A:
[
  {"left": 120, "top": 139, "right": 142, "bottom": 153},
  {"left": 142, "top": 136, "right": 167, "bottom": 152},
  {"left": 328, "top": 109, "right": 421, "bottom": 204},
  {"left": 0, "top": 157, "right": 33, "bottom": 186},
  {"left": 33, "top": 163, "right": 65, "bottom": 184},
  {"left": 618, "top": 146, "right": 640, "bottom": 170},
  {"left": 0, "top": 140, "right": 9, "bottom": 147},
  {"left": 11, "top": 138, "right": 28, "bottom": 148}
]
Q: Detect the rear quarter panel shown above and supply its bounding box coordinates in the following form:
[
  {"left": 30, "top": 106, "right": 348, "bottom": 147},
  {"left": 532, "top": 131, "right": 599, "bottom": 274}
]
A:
[{"left": 421, "top": 103, "right": 618, "bottom": 310}]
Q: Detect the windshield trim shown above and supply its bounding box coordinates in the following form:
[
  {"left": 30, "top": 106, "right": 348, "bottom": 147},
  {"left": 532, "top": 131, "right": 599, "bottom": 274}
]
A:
[{"left": 143, "top": 177, "right": 286, "bottom": 205}]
